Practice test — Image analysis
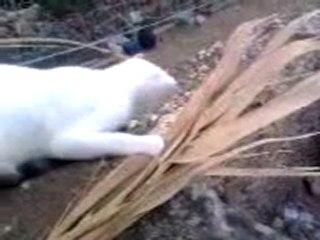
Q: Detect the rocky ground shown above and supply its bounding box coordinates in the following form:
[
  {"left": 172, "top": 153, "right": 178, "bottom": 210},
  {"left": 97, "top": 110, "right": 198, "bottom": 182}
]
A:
[{"left": 2, "top": 1, "right": 320, "bottom": 240}]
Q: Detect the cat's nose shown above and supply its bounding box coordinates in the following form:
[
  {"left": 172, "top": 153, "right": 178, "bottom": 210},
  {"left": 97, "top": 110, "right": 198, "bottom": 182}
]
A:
[
  {"left": 167, "top": 75, "right": 178, "bottom": 86},
  {"left": 170, "top": 81, "right": 181, "bottom": 95},
  {"left": 167, "top": 77, "right": 179, "bottom": 91}
]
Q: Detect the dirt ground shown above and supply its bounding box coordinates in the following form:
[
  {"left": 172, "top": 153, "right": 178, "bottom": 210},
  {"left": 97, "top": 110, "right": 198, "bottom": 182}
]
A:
[{"left": 2, "top": 1, "right": 320, "bottom": 240}]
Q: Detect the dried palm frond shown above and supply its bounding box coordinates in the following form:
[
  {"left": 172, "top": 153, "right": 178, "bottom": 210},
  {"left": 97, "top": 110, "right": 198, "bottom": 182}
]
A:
[{"left": 48, "top": 11, "right": 320, "bottom": 240}]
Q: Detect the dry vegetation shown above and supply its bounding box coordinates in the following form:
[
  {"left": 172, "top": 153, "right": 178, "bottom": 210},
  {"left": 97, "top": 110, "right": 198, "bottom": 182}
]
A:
[{"left": 44, "top": 10, "right": 320, "bottom": 240}]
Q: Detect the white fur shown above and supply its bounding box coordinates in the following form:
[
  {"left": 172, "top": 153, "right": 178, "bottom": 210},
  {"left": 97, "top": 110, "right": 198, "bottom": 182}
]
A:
[{"left": 0, "top": 57, "right": 177, "bottom": 182}]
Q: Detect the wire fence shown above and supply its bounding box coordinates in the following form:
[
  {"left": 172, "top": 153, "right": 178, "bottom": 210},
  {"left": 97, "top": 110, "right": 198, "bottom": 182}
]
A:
[
  {"left": 0, "top": 0, "right": 236, "bottom": 67},
  {"left": 17, "top": 0, "right": 235, "bottom": 67}
]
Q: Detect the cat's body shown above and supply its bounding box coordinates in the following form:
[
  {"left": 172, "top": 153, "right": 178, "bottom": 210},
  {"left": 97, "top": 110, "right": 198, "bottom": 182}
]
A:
[{"left": 0, "top": 57, "right": 177, "bottom": 186}]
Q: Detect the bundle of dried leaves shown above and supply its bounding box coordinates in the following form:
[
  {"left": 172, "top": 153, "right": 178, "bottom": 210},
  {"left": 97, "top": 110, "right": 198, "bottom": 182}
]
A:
[{"left": 48, "top": 11, "right": 320, "bottom": 240}]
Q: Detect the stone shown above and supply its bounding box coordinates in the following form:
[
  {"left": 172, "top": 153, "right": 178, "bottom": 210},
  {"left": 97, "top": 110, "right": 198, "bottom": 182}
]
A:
[
  {"left": 188, "top": 72, "right": 198, "bottom": 79},
  {"left": 195, "top": 14, "right": 206, "bottom": 26},
  {"left": 283, "top": 207, "right": 299, "bottom": 221},
  {"left": 198, "top": 64, "right": 210, "bottom": 73},
  {"left": 0, "top": 26, "right": 11, "bottom": 38},
  {"left": 272, "top": 217, "right": 285, "bottom": 229},
  {"left": 20, "top": 181, "right": 32, "bottom": 190},
  {"left": 5, "top": 12, "right": 17, "bottom": 22},
  {"left": 0, "top": 16, "right": 8, "bottom": 24},
  {"left": 3, "top": 225, "right": 13, "bottom": 233},
  {"left": 308, "top": 178, "right": 320, "bottom": 196},
  {"left": 17, "top": 4, "right": 40, "bottom": 22},
  {"left": 197, "top": 49, "right": 207, "bottom": 61},
  {"left": 128, "top": 120, "right": 141, "bottom": 129},
  {"left": 15, "top": 20, "right": 35, "bottom": 36}
]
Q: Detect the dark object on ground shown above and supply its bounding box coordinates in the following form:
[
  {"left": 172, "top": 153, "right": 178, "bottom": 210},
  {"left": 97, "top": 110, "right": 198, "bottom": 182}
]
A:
[
  {"left": 122, "top": 41, "right": 144, "bottom": 56},
  {"left": 122, "top": 26, "right": 157, "bottom": 56},
  {"left": 17, "top": 158, "right": 71, "bottom": 183},
  {"left": 137, "top": 27, "right": 157, "bottom": 50},
  {"left": 0, "top": 158, "right": 71, "bottom": 188}
]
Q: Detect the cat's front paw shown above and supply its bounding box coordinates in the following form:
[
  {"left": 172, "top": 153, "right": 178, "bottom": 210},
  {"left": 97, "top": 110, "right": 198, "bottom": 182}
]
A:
[{"left": 144, "top": 135, "right": 165, "bottom": 156}]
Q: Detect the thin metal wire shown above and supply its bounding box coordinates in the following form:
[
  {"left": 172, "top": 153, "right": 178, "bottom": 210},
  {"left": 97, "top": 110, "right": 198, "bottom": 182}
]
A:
[{"left": 20, "top": 0, "right": 229, "bottom": 66}]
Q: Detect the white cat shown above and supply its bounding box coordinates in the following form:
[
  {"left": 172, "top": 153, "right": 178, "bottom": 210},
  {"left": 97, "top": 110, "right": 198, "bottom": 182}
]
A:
[{"left": 0, "top": 57, "right": 178, "bottom": 186}]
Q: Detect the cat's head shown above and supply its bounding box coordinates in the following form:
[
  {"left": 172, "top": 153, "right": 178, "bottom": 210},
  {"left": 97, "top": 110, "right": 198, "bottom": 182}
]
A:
[{"left": 119, "top": 57, "right": 179, "bottom": 114}]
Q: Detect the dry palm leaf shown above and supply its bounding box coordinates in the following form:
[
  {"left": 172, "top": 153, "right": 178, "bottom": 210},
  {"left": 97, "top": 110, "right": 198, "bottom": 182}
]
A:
[{"left": 48, "top": 11, "right": 320, "bottom": 240}]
